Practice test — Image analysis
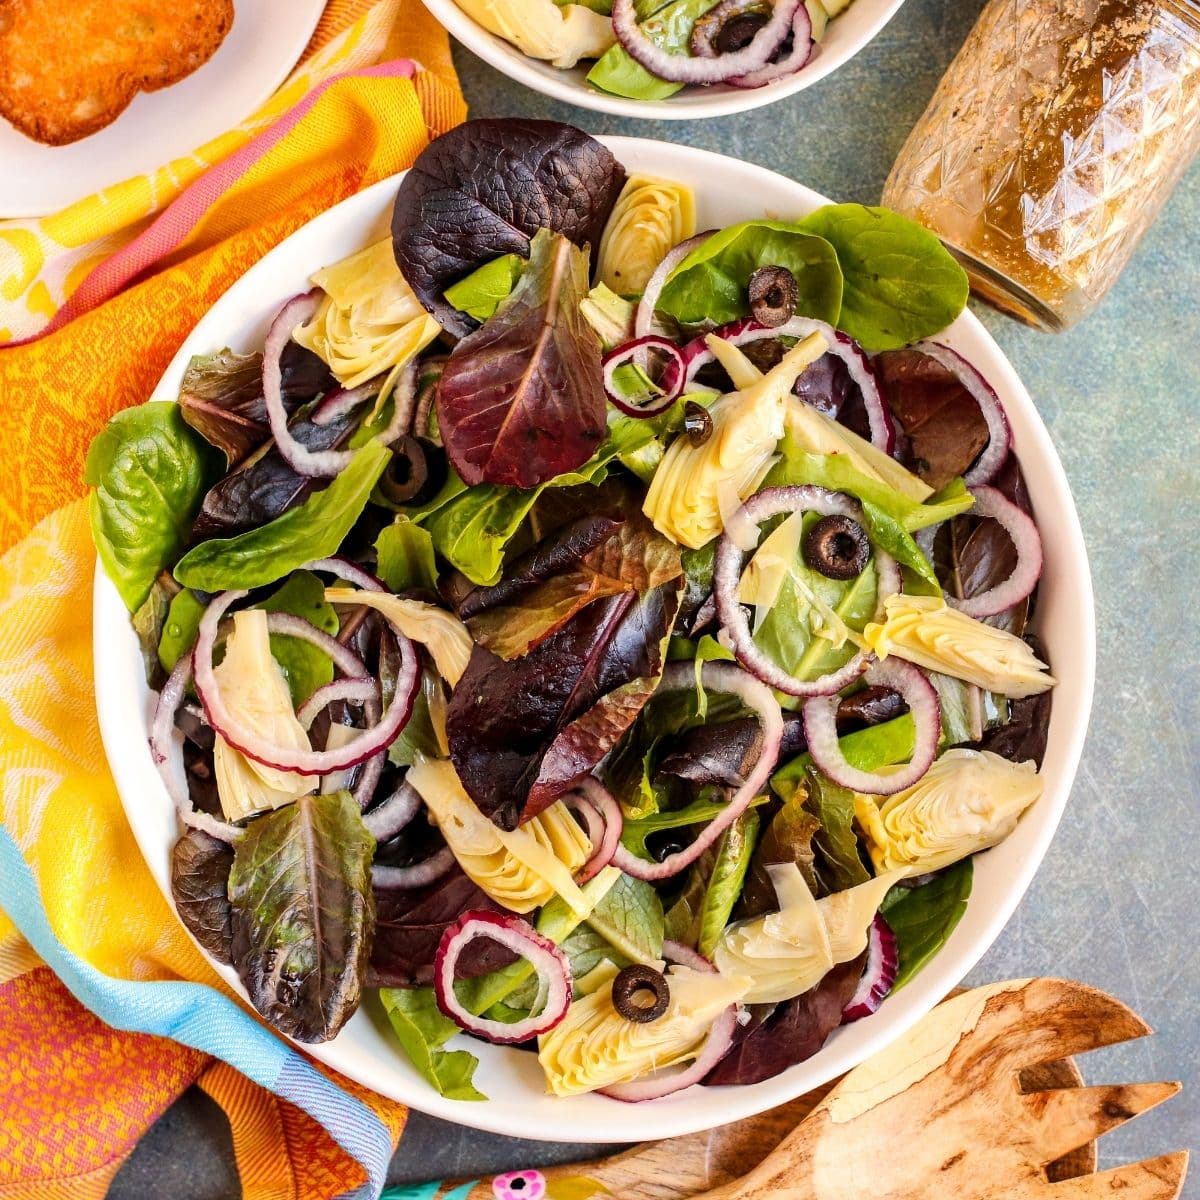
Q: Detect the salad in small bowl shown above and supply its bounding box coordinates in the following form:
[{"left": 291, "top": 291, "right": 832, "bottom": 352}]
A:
[
  {"left": 91, "top": 120, "right": 1092, "bottom": 1140},
  {"left": 421, "top": 0, "right": 905, "bottom": 118}
]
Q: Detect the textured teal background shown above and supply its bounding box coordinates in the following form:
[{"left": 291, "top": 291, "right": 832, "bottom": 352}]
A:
[{"left": 110, "top": 0, "right": 1199, "bottom": 1193}]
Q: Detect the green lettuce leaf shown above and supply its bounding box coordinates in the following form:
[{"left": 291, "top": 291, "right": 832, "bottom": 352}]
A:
[
  {"left": 442, "top": 253, "right": 524, "bottom": 324},
  {"left": 584, "top": 872, "right": 664, "bottom": 964},
  {"left": 880, "top": 858, "right": 974, "bottom": 989},
  {"left": 379, "top": 987, "right": 486, "bottom": 1101},
  {"left": 804, "top": 766, "right": 871, "bottom": 891},
  {"left": 375, "top": 517, "right": 437, "bottom": 592},
  {"left": 86, "top": 402, "right": 220, "bottom": 611},
  {"left": 175, "top": 440, "right": 391, "bottom": 591},
  {"left": 794, "top": 204, "right": 969, "bottom": 351},
  {"left": 656, "top": 220, "right": 843, "bottom": 328}
]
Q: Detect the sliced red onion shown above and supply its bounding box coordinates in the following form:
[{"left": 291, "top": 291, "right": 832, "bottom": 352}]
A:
[
  {"left": 295, "top": 677, "right": 378, "bottom": 729},
  {"left": 947, "top": 485, "right": 1043, "bottom": 618},
  {"left": 713, "top": 486, "right": 899, "bottom": 697},
  {"left": 803, "top": 658, "right": 939, "bottom": 795},
  {"left": 363, "top": 780, "right": 422, "bottom": 842},
  {"left": 375, "top": 357, "right": 421, "bottom": 447},
  {"left": 194, "top": 591, "right": 419, "bottom": 775},
  {"left": 599, "top": 942, "right": 737, "bottom": 1102},
  {"left": 351, "top": 746, "right": 386, "bottom": 811},
  {"left": 603, "top": 336, "right": 685, "bottom": 417},
  {"left": 611, "top": 0, "right": 799, "bottom": 85},
  {"left": 301, "top": 556, "right": 386, "bottom": 593},
  {"left": 434, "top": 911, "right": 571, "bottom": 1044},
  {"left": 563, "top": 777, "right": 623, "bottom": 883},
  {"left": 414, "top": 357, "right": 446, "bottom": 444},
  {"left": 729, "top": 2, "right": 813, "bottom": 87},
  {"left": 263, "top": 611, "right": 372, "bottom": 681},
  {"left": 311, "top": 379, "right": 382, "bottom": 427},
  {"left": 265, "top": 291, "right": 355, "bottom": 479},
  {"left": 372, "top": 845, "right": 456, "bottom": 890},
  {"left": 912, "top": 341, "right": 1011, "bottom": 485},
  {"left": 635, "top": 231, "right": 713, "bottom": 357},
  {"left": 611, "top": 661, "right": 782, "bottom": 881},
  {"left": 842, "top": 913, "right": 898, "bottom": 1022},
  {"left": 149, "top": 654, "right": 246, "bottom": 844}
]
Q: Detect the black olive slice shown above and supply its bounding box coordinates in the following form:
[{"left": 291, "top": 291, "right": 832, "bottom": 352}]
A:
[
  {"left": 612, "top": 965, "right": 670, "bottom": 1023},
  {"left": 803, "top": 514, "right": 870, "bottom": 580},
  {"left": 748, "top": 265, "right": 798, "bottom": 328},
  {"left": 690, "top": 0, "right": 767, "bottom": 57},
  {"left": 684, "top": 400, "right": 713, "bottom": 446},
  {"left": 378, "top": 435, "right": 447, "bottom": 507}
]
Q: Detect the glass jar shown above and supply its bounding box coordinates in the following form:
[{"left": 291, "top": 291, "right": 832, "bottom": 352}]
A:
[{"left": 883, "top": 0, "right": 1200, "bottom": 330}]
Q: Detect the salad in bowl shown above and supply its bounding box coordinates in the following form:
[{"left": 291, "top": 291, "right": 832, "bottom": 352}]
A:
[
  {"left": 88, "top": 120, "right": 1084, "bottom": 1125},
  {"left": 422, "top": 0, "right": 904, "bottom": 117}
]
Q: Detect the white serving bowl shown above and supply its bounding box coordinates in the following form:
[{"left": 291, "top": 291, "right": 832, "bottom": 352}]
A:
[
  {"left": 94, "top": 136, "right": 1094, "bottom": 1143},
  {"left": 421, "top": 0, "right": 906, "bottom": 120}
]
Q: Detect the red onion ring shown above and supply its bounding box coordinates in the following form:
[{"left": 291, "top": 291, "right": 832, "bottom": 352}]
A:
[
  {"left": 611, "top": 661, "right": 782, "bottom": 881},
  {"left": 295, "top": 677, "right": 379, "bottom": 729},
  {"left": 803, "top": 658, "right": 940, "bottom": 795},
  {"left": 265, "top": 291, "right": 355, "bottom": 478},
  {"left": 670, "top": 317, "right": 893, "bottom": 452},
  {"left": 611, "top": 0, "right": 799, "bottom": 85},
  {"left": 911, "top": 341, "right": 1011, "bottom": 485},
  {"left": 372, "top": 845, "right": 457, "bottom": 890},
  {"left": 434, "top": 910, "right": 572, "bottom": 1044},
  {"left": 946, "top": 485, "right": 1043, "bottom": 619},
  {"left": 301, "top": 556, "right": 387, "bottom": 593},
  {"left": 599, "top": 941, "right": 737, "bottom": 1101},
  {"left": 193, "top": 591, "right": 419, "bottom": 775},
  {"left": 713, "top": 486, "right": 900, "bottom": 697},
  {"left": 311, "top": 379, "right": 382, "bottom": 427},
  {"left": 375, "top": 357, "right": 421, "bottom": 447},
  {"left": 563, "top": 777, "right": 624, "bottom": 883},
  {"left": 602, "top": 336, "right": 685, "bottom": 417},
  {"left": 728, "top": 2, "right": 813, "bottom": 87},
  {"left": 149, "top": 654, "right": 246, "bottom": 844},
  {"left": 634, "top": 231, "right": 713, "bottom": 357},
  {"left": 363, "top": 779, "right": 423, "bottom": 842},
  {"left": 841, "top": 913, "right": 898, "bottom": 1023}
]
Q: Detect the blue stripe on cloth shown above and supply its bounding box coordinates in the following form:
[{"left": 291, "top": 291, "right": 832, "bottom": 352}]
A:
[{"left": 0, "top": 827, "right": 393, "bottom": 1199}]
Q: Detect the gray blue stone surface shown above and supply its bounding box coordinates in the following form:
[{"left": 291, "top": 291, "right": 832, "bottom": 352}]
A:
[{"left": 108, "top": 0, "right": 1200, "bottom": 1193}]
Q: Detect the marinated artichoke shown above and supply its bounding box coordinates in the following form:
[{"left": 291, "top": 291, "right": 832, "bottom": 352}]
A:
[
  {"left": 597, "top": 173, "right": 697, "bottom": 297},
  {"left": 854, "top": 748, "right": 1043, "bottom": 875},
  {"left": 452, "top": 0, "right": 615, "bottom": 67}
]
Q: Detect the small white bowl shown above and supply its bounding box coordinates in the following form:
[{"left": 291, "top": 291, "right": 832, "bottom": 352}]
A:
[
  {"left": 421, "top": 0, "right": 906, "bottom": 120},
  {"left": 94, "top": 136, "right": 1094, "bottom": 1143}
]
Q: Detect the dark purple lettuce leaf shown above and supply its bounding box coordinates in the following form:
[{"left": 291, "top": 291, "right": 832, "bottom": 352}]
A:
[
  {"left": 874, "top": 348, "right": 990, "bottom": 490},
  {"left": 448, "top": 581, "right": 682, "bottom": 830},
  {"left": 976, "top": 635, "right": 1052, "bottom": 767},
  {"left": 171, "top": 829, "right": 234, "bottom": 964},
  {"left": 227, "top": 791, "right": 374, "bottom": 1043},
  {"left": 705, "top": 953, "right": 865, "bottom": 1086},
  {"left": 656, "top": 718, "right": 764, "bottom": 789},
  {"left": 179, "top": 342, "right": 334, "bottom": 468},
  {"left": 836, "top": 685, "right": 908, "bottom": 734},
  {"left": 391, "top": 119, "right": 626, "bottom": 338},
  {"left": 436, "top": 229, "right": 607, "bottom": 489},
  {"left": 368, "top": 864, "right": 516, "bottom": 989},
  {"left": 463, "top": 508, "right": 681, "bottom": 660},
  {"left": 190, "top": 404, "right": 360, "bottom": 538}
]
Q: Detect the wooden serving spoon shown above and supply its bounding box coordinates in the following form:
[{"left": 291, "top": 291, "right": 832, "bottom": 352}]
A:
[{"left": 395, "top": 979, "right": 1186, "bottom": 1200}]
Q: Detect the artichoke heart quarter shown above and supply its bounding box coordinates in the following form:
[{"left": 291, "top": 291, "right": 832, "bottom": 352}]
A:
[
  {"left": 854, "top": 748, "right": 1044, "bottom": 875},
  {"left": 538, "top": 965, "right": 749, "bottom": 1096},
  {"left": 598, "top": 174, "right": 697, "bottom": 297},
  {"left": 408, "top": 758, "right": 591, "bottom": 915}
]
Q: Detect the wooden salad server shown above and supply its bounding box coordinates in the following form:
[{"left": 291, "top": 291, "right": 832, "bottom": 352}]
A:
[{"left": 397, "top": 979, "right": 1186, "bottom": 1200}]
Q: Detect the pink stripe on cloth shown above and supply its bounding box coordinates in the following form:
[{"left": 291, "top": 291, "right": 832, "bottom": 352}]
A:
[{"left": 10, "top": 59, "right": 417, "bottom": 345}]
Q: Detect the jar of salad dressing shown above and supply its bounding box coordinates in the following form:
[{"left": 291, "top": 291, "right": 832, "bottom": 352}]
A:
[{"left": 883, "top": 0, "right": 1200, "bottom": 330}]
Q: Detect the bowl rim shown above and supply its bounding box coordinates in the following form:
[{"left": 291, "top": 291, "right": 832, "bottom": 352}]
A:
[
  {"left": 94, "top": 134, "right": 1096, "bottom": 1142},
  {"left": 419, "top": 0, "right": 908, "bottom": 120}
]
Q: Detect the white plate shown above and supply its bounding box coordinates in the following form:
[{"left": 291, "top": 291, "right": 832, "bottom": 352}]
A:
[
  {"left": 94, "top": 136, "right": 1095, "bottom": 1143},
  {"left": 0, "top": 0, "right": 325, "bottom": 218},
  {"left": 421, "top": 0, "right": 905, "bottom": 120}
]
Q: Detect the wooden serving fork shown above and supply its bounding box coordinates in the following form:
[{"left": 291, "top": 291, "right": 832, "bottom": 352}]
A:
[{"left": 394, "top": 979, "right": 1186, "bottom": 1200}]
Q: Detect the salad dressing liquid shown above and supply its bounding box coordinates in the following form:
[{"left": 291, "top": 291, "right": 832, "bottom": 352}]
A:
[{"left": 883, "top": 0, "right": 1200, "bottom": 330}]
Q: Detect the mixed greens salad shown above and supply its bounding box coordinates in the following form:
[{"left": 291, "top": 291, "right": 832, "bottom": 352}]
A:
[
  {"left": 89, "top": 119, "right": 1055, "bottom": 1103},
  {"left": 453, "top": 0, "right": 855, "bottom": 102}
]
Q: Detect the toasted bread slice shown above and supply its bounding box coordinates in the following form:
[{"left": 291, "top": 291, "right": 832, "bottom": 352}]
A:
[{"left": 0, "top": 1, "right": 235, "bottom": 146}]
